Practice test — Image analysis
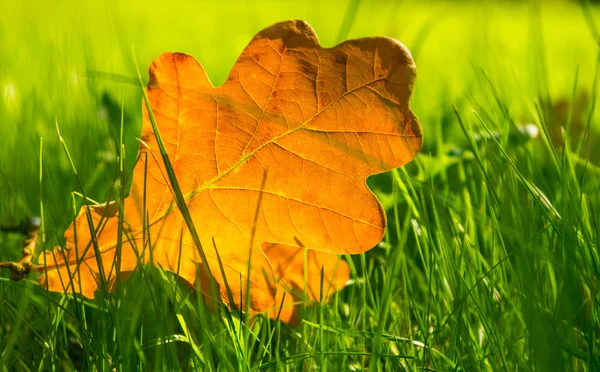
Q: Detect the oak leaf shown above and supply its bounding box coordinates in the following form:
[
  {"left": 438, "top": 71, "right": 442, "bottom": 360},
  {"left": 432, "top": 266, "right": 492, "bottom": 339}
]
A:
[
  {"left": 263, "top": 243, "right": 350, "bottom": 324},
  {"left": 37, "top": 20, "right": 422, "bottom": 314}
]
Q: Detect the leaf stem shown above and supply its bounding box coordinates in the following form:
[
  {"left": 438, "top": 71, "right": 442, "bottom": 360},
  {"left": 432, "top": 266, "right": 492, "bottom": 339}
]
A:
[{"left": 0, "top": 217, "right": 42, "bottom": 280}]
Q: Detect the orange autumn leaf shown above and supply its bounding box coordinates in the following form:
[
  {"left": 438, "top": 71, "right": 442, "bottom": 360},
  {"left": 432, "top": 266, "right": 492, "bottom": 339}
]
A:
[
  {"left": 37, "top": 20, "right": 422, "bottom": 313},
  {"left": 263, "top": 243, "right": 350, "bottom": 324}
]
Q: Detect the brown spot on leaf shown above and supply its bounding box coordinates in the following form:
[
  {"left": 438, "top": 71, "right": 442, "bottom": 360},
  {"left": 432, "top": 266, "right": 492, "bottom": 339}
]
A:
[
  {"left": 299, "top": 63, "right": 313, "bottom": 75},
  {"left": 335, "top": 54, "right": 347, "bottom": 65}
]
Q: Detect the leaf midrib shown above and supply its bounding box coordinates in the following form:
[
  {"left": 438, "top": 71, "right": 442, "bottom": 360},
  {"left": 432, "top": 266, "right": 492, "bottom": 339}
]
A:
[{"left": 182, "top": 75, "right": 396, "bottom": 204}]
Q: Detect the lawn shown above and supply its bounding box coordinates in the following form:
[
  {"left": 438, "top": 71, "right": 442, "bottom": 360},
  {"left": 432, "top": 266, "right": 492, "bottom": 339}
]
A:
[{"left": 0, "top": 0, "right": 599, "bottom": 370}]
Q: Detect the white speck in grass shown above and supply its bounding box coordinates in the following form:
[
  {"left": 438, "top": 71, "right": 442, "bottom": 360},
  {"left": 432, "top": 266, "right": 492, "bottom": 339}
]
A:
[
  {"left": 342, "top": 303, "right": 350, "bottom": 317},
  {"left": 483, "top": 278, "right": 502, "bottom": 302},
  {"left": 479, "top": 326, "right": 485, "bottom": 347},
  {"left": 493, "top": 287, "right": 501, "bottom": 302},
  {"left": 344, "top": 278, "right": 363, "bottom": 286},
  {"left": 518, "top": 123, "right": 540, "bottom": 139},
  {"left": 377, "top": 241, "right": 390, "bottom": 249},
  {"left": 3, "top": 82, "right": 17, "bottom": 106},
  {"left": 443, "top": 276, "right": 454, "bottom": 301},
  {"left": 29, "top": 217, "right": 41, "bottom": 228},
  {"left": 411, "top": 218, "right": 422, "bottom": 236}
]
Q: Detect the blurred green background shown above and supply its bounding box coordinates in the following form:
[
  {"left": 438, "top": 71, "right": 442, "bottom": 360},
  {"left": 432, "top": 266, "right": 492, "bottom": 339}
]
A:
[{"left": 0, "top": 0, "right": 597, "bottom": 233}]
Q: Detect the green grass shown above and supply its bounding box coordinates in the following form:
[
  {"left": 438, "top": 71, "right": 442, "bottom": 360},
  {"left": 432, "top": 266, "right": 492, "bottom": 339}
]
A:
[{"left": 1, "top": 0, "right": 599, "bottom": 370}]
